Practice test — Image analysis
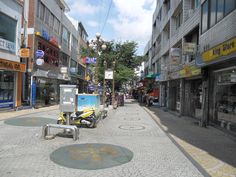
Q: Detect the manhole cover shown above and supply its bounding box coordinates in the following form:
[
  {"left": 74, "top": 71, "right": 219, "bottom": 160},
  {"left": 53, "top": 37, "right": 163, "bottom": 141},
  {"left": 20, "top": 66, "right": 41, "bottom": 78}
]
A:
[
  {"left": 4, "top": 117, "right": 56, "bottom": 127},
  {"left": 50, "top": 143, "right": 133, "bottom": 170},
  {"left": 119, "top": 125, "right": 145, "bottom": 130},
  {"left": 124, "top": 117, "right": 141, "bottom": 121}
]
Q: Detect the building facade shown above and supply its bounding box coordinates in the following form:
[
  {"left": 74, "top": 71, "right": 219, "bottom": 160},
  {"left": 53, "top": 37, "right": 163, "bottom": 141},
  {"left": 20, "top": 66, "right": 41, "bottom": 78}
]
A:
[
  {"left": 145, "top": 0, "right": 236, "bottom": 132},
  {"left": 0, "top": 0, "right": 26, "bottom": 110},
  {"left": 198, "top": 0, "right": 236, "bottom": 130},
  {"left": 145, "top": 0, "right": 202, "bottom": 116},
  {"left": 23, "top": 0, "right": 87, "bottom": 107}
]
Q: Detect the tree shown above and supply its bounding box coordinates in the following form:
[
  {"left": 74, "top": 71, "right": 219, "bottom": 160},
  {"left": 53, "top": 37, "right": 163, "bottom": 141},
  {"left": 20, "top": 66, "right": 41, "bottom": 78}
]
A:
[{"left": 95, "top": 41, "right": 144, "bottom": 91}]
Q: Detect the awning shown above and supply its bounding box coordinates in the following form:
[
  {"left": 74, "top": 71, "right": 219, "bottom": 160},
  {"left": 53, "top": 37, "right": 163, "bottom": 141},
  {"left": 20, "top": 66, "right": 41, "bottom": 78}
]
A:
[{"left": 145, "top": 73, "right": 160, "bottom": 79}]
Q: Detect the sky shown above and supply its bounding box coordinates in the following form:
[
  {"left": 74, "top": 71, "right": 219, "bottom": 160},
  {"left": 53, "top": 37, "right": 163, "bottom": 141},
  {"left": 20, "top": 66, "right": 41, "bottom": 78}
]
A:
[{"left": 65, "top": 0, "right": 156, "bottom": 55}]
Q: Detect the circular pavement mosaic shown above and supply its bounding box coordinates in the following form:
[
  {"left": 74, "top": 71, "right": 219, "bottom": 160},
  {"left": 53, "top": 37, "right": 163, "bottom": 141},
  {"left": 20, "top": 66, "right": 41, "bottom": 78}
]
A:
[
  {"left": 4, "top": 117, "right": 56, "bottom": 127},
  {"left": 50, "top": 143, "right": 133, "bottom": 170},
  {"left": 119, "top": 125, "right": 145, "bottom": 130}
]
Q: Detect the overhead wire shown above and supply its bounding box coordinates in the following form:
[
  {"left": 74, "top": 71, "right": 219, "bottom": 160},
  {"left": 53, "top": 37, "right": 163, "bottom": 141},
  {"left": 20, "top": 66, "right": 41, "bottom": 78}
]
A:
[{"left": 100, "top": 0, "right": 113, "bottom": 35}]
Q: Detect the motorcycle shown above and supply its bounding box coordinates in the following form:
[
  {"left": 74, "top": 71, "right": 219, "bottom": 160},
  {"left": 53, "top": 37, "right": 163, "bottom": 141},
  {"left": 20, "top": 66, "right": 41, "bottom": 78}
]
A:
[{"left": 57, "top": 108, "right": 97, "bottom": 128}]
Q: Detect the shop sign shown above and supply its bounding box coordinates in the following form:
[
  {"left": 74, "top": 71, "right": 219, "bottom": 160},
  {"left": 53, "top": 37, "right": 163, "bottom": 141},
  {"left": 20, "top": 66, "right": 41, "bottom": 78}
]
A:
[
  {"left": 35, "top": 50, "right": 44, "bottom": 58},
  {"left": 0, "top": 59, "right": 26, "bottom": 72},
  {"left": 35, "top": 58, "right": 44, "bottom": 66},
  {"left": 60, "top": 67, "right": 68, "bottom": 74},
  {"left": 179, "top": 65, "right": 201, "bottom": 77},
  {"left": 42, "top": 29, "right": 50, "bottom": 41},
  {"left": 105, "top": 70, "right": 113, "bottom": 79},
  {"left": 20, "top": 48, "right": 30, "bottom": 58},
  {"left": 47, "top": 71, "right": 57, "bottom": 78},
  {"left": 0, "top": 38, "right": 15, "bottom": 53},
  {"left": 31, "top": 80, "right": 36, "bottom": 107},
  {"left": 169, "top": 71, "right": 180, "bottom": 80},
  {"left": 82, "top": 57, "right": 97, "bottom": 64},
  {"left": 183, "top": 43, "right": 196, "bottom": 54},
  {"left": 202, "top": 37, "right": 236, "bottom": 62},
  {"left": 0, "top": 101, "right": 14, "bottom": 108},
  {"left": 170, "top": 48, "right": 181, "bottom": 65},
  {"left": 85, "top": 75, "right": 90, "bottom": 81},
  {"left": 36, "top": 30, "right": 59, "bottom": 47},
  {"left": 49, "top": 36, "right": 59, "bottom": 46}
]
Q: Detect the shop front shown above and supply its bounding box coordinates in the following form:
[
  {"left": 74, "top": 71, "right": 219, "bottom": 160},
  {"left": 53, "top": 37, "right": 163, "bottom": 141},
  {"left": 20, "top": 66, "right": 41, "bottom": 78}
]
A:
[
  {"left": 197, "top": 36, "right": 236, "bottom": 131},
  {"left": 0, "top": 58, "right": 26, "bottom": 109},
  {"left": 180, "top": 65, "right": 202, "bottom": 119},
  {"left": 213, "top": 67, "right": 236, "bottom": 131},
  {"left": 168, "top": 71, "right": 181, "bottom": 112},
  {"left": 32, "top": 67, "right": 69, "bottom": 107}
]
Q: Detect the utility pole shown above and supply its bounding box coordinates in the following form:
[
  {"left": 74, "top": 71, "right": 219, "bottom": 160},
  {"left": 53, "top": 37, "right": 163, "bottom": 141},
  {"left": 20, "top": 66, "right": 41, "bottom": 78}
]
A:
[
  {"left": 112, "top": 60, "right": 116, "bottom": 109},
  {"left": 102, "top": 61, "right": 107, "bottom": 106},
  {"left": 22, "top": 0, "right": 29, "bottom": 105}
]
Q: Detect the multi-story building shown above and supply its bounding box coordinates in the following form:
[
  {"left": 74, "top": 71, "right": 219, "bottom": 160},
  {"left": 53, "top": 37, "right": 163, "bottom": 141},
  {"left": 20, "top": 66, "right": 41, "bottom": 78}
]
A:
[
  {"left": 197, "top": 0, "right": 236, "bottom": 130},
  {"left": 77, "top": 22, "right": 89, "bottom": 93},
  {"left": 145, "top": 0, "right": 236, "bottom": 131},
  {"left": 23, "top": 0, "right": 87, "bottom": 107},
  {"left": 0, "top": 0, "right": 25, "bottom": 110},
  {"left": 145, "top": 0, "right": 202, "bottom": 117}
]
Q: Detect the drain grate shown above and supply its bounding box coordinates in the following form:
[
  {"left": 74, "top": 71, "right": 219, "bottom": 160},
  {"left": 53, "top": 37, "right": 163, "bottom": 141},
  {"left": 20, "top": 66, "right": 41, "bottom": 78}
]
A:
[
  {"left": 119, "top": 125, "right": 145, "bottom": 130},
  {"left": 124, "top": 117, "right": 141, "bottom": 121}
]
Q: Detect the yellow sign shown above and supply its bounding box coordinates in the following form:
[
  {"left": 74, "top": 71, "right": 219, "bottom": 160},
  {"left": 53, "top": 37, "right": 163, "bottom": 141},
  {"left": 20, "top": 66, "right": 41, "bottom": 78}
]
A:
[
  {"left": 86, "top": 75, "right": 90, "bottom": 81},
  {"left": 20, "top": 48, "right": 30, "bottom": 58},
  {"left": 202, "top": 37, "right": 236, "bottom": 62},
  {"left": 180, "top": 65, "right": 201, "bottom": 77},
  {"left": 0, "top": 58, "right": 26, "bottom": 72}
]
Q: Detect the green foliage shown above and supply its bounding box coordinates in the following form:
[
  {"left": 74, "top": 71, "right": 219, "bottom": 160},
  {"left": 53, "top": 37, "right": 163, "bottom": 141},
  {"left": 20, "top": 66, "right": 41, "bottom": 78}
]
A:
[{"left": 95, "top": 41, "right": 144, "bottom": 90}]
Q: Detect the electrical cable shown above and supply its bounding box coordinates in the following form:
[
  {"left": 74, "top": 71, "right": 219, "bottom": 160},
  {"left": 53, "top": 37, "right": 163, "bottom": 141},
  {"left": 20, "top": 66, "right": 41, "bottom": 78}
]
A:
[{"left": 100, "top": 0, "right": 113, "bottom": 34}]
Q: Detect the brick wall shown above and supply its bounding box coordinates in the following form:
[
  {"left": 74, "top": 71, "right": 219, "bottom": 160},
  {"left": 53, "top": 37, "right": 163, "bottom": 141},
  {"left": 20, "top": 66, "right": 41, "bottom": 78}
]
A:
[{"left": 28, "top": 0, "right": 35, "bottom": 28}]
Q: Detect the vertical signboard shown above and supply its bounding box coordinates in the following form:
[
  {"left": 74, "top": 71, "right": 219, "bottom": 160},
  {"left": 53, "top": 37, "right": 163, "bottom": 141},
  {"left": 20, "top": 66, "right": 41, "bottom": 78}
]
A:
[{"left": 31, "top": 80, "right": 36, "bottom": 107}]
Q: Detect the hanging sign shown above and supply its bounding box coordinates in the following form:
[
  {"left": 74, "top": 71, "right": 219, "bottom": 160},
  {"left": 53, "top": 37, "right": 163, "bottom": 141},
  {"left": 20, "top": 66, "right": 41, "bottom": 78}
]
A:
[
  {"left": 20, "top": 48, "right": 30, "bottom": 58},
  {"left": 105, "top": 70, "right": 113, "bottom": 79},
  {"left": 35, "top": 50, "right": 44, "bottom": 58},
  {"left": 36, "top": 58, "right": 44, "bottom": 66}
]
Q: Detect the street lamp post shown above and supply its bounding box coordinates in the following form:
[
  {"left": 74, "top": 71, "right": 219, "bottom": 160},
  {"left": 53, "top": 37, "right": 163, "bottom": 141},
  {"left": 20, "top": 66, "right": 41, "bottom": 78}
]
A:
[
  {"left": 112, "top": 60, "right": 116, "bottom": 109},
  {"left": 89, "top": 33, "right": 106, "bottom": 94},
  {"left": 102, "top": 61, "right": 107, "bottom": 106}
]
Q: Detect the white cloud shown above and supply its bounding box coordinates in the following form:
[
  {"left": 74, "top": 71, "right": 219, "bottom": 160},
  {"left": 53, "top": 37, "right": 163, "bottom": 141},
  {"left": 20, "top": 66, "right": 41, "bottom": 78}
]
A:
[
  {"left": 87, "top": 21, "right": 99, "bottom": 28},
  {"left": 68, "top": 0, "right": 100, "bottom": 16},
  {"left": 110, "top": 0, "right": 156, "bottom": 51}
]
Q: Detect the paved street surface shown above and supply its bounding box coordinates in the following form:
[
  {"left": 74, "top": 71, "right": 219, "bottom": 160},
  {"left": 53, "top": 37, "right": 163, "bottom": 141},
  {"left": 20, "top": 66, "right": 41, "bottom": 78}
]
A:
[
  {"left": 0, "top": 101, "right": 205, "bottom": 177},
  {"left": 145, "top": 106, "right": 236, "bottom": 177}
]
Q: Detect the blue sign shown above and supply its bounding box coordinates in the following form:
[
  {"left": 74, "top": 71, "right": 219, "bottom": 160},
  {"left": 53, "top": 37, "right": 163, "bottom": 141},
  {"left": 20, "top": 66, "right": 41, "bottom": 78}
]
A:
[
  {"left": 0, "top": 100, "right": 13, "bottom": 108},
  {"left": 31, "top": 81, "right": 36, "bottom": 107},
  {"left": 88, "top": 85, "right": 95, "bottom": 91},
  {"left": 42, "top": 29, "right": 50, "bottom": 41},
  {"left": 86, "top": 57, "right": 97, "bottom": 64},
  {"left": 35, "top": 50, "right": 44, "bottom": 58}
]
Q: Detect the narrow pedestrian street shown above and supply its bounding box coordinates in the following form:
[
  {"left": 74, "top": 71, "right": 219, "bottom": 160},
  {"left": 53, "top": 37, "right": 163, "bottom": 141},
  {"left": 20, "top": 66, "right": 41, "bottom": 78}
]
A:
[{"left": 0, "top": 101, "right": 206, "bottom": 177}]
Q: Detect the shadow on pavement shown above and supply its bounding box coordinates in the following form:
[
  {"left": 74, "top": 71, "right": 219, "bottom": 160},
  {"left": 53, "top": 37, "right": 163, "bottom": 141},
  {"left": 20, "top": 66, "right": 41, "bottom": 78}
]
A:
[{"left": 146, "top": 106, "right": 236, "bottom": 169}]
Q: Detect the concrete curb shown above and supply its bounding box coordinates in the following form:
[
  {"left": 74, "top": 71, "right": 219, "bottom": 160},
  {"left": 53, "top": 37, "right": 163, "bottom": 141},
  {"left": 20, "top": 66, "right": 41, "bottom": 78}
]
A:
[{"left": 0, "top": 105, "right": 59, "bottom": 121}]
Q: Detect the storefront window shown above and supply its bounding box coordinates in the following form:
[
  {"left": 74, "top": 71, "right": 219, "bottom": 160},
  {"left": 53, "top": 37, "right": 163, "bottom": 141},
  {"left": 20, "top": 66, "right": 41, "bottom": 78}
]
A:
[
  {"left": 0, "top": 71, "right": 14, "bottom": 108},
  {"left": 36, "top": 78, "right": 59, "bottom": 106},
  {"left": 215, "top": 68, "right": 236, "bottom": 128}
]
